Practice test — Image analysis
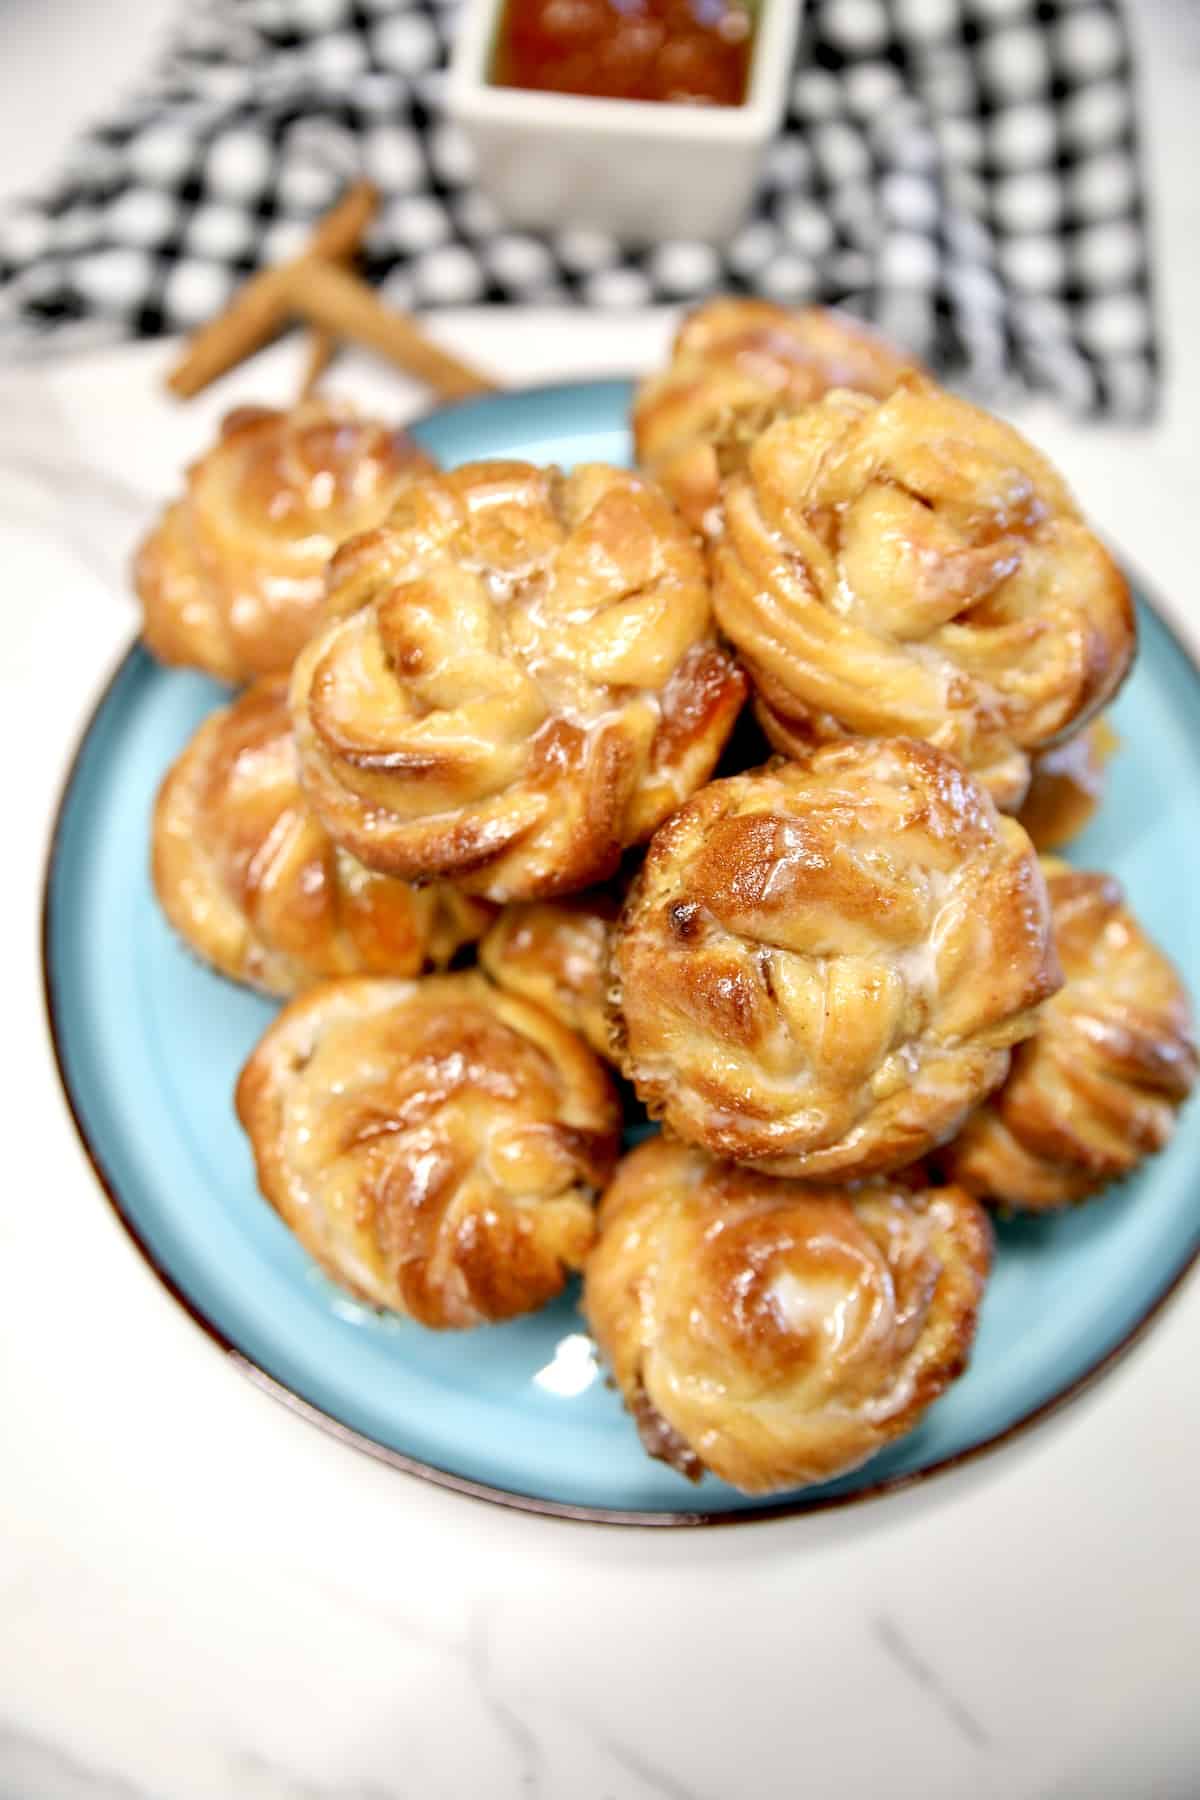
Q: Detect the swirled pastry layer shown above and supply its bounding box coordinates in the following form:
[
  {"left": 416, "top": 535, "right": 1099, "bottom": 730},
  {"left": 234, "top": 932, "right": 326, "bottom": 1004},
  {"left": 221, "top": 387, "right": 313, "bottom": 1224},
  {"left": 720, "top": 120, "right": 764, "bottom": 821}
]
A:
[
  {"left": 236, "top": 973, "right": 620, "bottom": 1325},
  {"left": 480, "top": 894, "right": 618, "bottom": 1061},
  {"left": 711, "top": 382, "right": 1135, "bottom": 809},
  {"left": 610, "top": 740, "right": 1061, "bottom": 1180},
  {"left": 153, "top": 677, "right": 490, "bottom": 996},
  {"left": 289, "top": 460, "right": 746, "bottom": 900},
  {"left": 1017, "top": 717, "right": 1117, "bottom": 852},
  {"left": 632, "top": 300, "right": 918, "bottom": 530},
  {"left": 135, "top": 402, "right": 434, "bottom": 682},
  {"left": 583, "top": 1137, "right": 991, "bottom": 1494},
  {"left": 941, "top": 862, "right": 1197, "bottom": 1209}
]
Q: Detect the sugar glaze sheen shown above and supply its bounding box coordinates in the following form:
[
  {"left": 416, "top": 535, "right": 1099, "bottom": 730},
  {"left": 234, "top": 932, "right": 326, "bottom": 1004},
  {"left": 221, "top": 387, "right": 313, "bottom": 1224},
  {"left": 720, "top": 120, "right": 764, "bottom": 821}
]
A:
[{"left": 610, "top": 738, "right": 1061, "bottom": 1180}]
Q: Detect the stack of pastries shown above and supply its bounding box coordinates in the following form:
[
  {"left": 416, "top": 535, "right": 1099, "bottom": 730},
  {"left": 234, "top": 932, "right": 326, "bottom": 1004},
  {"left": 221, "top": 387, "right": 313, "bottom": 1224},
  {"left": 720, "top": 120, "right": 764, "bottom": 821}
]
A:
[{"left": 138, "top": 307, "right": 1195, "bottom": 1499}]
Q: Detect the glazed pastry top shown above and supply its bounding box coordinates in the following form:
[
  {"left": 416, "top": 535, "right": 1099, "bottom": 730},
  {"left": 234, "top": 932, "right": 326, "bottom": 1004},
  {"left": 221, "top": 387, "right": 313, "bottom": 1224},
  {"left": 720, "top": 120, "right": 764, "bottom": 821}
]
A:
[
  {"left": 711, "top": 382, "right": 1135, "bottom": 809},
  {"left": 611, "top": 739, "right": 1061, "bottom": 1179},
  {"left": 153, "top": 676, "right": 490, "bottom": 995},
  {"left": 632, "top": 300, "right": 918, "bottom": 530},
  {"left": 135, "top": 402, "right": 433, "bottom": 682},
  {"left": 479, "top": 894, "right": 618, "bottom": 1061},
  {"left": 290, "top": 459, "right": 745, "bottom": 899},
  {"left": 584, "top": 1137, "right": 991, "bottom": 1494},
  {"left": 236, "top": 973, "right": 620, "bottom": 1325},
  {"left": 941, "top": 861, "right": 1198, "bottom": 1209}
]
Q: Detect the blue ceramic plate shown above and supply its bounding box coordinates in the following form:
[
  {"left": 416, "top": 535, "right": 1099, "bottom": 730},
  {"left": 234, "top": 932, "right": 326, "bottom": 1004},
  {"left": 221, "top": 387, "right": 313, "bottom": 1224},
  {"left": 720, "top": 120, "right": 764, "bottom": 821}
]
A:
[{"left": 43, "top": 380, "right": 1200, "bottom": 1524}]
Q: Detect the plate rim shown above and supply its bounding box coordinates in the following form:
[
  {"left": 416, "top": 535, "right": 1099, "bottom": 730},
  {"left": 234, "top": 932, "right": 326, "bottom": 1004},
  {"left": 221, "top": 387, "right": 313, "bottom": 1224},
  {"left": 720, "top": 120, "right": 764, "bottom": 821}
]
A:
[{"left": 40, "top": 384, "right": 1200, "bottom": 1529}]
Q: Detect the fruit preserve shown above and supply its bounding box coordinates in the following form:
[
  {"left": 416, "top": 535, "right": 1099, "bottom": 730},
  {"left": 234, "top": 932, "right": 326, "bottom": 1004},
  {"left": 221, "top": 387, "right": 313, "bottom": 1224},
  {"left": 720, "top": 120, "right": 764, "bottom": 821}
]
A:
[{"left": 491, "top": 0, "right": 756, "bottom": 107}]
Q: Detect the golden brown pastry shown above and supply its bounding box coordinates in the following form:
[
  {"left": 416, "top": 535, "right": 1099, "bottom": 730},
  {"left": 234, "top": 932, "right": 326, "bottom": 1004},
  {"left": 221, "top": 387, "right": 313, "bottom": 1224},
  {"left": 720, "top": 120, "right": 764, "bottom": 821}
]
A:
[
  {"left": 479, "top": 894, "right": 617, "bottom": 1061},
  {"left": 153, "top": 677, "right": 490, "bottom": 996},
  {"left": 711, "top": 382, "right": 1136, "bottom": 811},
  {"left": 583, "top": 1137, "right": 991, "bottom": 1494},
  {"left": 1017, "top": 717, "right": 1118, "bottom": 851},
  {"left": 610, "top": 740, "right": 1061, "bottom": 1180},
  {"left": 135, "top": 402, "right": 434, "bottom": 682},
  {"left": 941, "top": 862, "right": 1197, "bottom": 1209},
  {"left": 289, "top": 460, "right": 746, "bottom": 901},
  {"left": 632, "top": 300, "right": 918, "bottom": 530},
  {"left": 236, "top": 972, "right": 620, "bottom": 1326}
]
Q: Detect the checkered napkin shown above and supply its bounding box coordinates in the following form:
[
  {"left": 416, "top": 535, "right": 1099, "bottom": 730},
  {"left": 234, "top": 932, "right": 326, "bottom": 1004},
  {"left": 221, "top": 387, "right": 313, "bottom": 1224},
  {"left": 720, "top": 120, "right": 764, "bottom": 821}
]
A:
[{"left": 0, "top": 0, "right": 1157, "bottom": 416}]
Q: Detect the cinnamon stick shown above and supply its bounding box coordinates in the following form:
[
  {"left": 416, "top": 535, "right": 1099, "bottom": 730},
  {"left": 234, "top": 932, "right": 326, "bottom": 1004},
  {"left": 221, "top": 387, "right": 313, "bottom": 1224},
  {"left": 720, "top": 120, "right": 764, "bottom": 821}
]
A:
[
  {"left": 166, "top": 180, "right": 379, "bottom": 398},
  {"left": 281, "top": 260, "right": 498, "bottom": 400},
  {"left": 298, "top": 328, "right": 339, "bottom": 399}
]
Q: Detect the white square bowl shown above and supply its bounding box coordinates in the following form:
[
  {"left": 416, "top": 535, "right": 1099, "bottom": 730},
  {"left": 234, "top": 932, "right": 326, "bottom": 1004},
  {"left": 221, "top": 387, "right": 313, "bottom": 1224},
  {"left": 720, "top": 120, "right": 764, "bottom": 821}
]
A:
[{"left": 447, "top": 0, "right": 804, "bottom": 246}]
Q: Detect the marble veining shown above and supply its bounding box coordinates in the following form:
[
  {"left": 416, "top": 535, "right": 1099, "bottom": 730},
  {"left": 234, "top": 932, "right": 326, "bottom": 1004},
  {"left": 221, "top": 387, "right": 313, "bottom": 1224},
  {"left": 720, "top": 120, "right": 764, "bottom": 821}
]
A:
[
  {"left": 872, "top": 1615, "right": 991, "bottom": 1751},
  {"left": 586, "top": 1734, "right": 713, "bottom": 1800},
  {"left": 465, "top": 1607, "right": 545, "bottom": 1798},
  {"left": 232, "top": 1750, "right": 407, "bottom": 1800},
  {"left": 0, "top": 1718, "right": 157, "bottom": 1800}
]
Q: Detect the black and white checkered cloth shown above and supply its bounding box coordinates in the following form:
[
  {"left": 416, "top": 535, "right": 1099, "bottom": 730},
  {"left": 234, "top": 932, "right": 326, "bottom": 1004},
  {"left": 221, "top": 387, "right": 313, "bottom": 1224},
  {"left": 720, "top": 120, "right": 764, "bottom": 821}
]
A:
[{"left": 0, "top": 0, "right": 1158, "bottom": 416}]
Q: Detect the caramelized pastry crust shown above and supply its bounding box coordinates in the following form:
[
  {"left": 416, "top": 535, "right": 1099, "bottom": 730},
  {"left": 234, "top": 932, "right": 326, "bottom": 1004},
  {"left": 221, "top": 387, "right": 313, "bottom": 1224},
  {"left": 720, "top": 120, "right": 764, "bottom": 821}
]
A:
[
  {"left": 1017, "top": 717, "right": 1117, "bottom": 852},
  {"left": 135, "top": 403, "right": 434, "bottom": 682},
  {"left": 583, "top": 1138, "right": 991, "bottom": 1494},
  {"left": 712, "top": 383, "right": 1136, "bottom": 809},
  {"left": 479, "top": 894, "right": 618, "bottom": 1061},
  {"left": 289, "top": 460, "right": 746, "bottom": 900},
  {"left": 941, "top": 862, "right": 1197, "bottom": 1209},
  {"left": 632, "top": 300, "right": 917, "bottom": 529},
  {"left": 236, "top": 973, "right": 620, "bottom": 1325},
  {"left": 610, "top": 740, "right": 1061, "bottom": 1180},
  {"left": 153, "top": 677, "right": 490, "bottom": 996}
]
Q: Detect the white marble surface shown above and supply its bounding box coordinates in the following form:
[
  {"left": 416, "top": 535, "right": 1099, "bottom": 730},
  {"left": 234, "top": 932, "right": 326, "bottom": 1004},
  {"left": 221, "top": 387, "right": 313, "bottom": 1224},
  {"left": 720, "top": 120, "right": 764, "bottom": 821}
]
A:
[{"left": 3, "top": 3, "right": 1200, "bottom": 1797}]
